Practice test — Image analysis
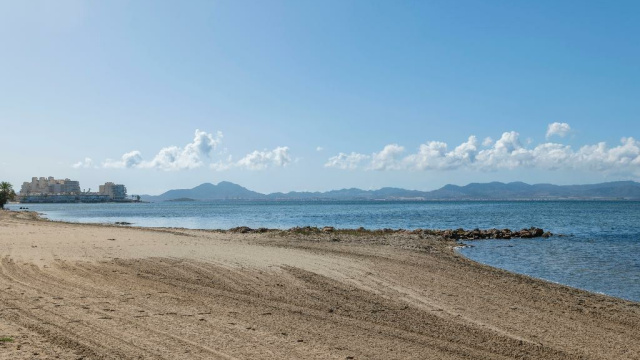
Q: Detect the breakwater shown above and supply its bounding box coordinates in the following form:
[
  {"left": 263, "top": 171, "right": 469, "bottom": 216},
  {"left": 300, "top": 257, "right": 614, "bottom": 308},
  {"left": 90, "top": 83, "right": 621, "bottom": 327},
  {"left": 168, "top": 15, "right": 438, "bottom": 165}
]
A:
[{"left": 228, "top": 225, "right": 551, "bottom": 240}]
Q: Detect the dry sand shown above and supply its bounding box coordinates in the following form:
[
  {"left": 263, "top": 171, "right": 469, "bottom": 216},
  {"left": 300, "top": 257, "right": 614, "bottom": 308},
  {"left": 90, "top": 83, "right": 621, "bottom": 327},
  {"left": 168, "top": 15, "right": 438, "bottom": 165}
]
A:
[{"left": 0, "top": 210, "right": 639, "bottom": 359}]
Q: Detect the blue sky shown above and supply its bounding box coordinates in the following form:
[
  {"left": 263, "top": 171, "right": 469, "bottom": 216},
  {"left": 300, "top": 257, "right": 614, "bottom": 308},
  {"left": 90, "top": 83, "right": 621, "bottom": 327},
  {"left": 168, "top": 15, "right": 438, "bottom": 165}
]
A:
[{"left": 1, "top": 0, "right": 639, "bottom": 194}]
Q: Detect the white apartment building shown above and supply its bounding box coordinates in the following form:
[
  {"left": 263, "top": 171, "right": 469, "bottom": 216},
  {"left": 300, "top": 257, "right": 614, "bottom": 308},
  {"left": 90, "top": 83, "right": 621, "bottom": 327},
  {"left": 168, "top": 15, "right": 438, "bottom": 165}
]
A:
[
  {"left": 99, "top": 182, "right": 127, "bottom": 200},
  {"left": 20, "top": 177, "right": 81, "bottom": 195}
]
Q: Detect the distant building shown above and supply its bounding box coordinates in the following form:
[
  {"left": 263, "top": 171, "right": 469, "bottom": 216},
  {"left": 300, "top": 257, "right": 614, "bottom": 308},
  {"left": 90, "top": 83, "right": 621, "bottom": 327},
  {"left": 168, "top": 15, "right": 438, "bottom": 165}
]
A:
[
  {"left": 19, "top": 177, "right": 130, "bottom": 203},
  {"left": 20, "top": 177, "right": 81, "bottom": 195},
  {"left": 99, "top": 182, "right": 127, "bottom": 200}
]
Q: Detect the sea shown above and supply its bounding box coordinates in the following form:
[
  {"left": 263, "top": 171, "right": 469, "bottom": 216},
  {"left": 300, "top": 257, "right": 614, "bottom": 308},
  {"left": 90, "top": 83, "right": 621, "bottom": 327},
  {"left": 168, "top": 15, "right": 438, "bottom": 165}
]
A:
[{"left": 7, "top": 200, "right": 640, "bottom": 302}]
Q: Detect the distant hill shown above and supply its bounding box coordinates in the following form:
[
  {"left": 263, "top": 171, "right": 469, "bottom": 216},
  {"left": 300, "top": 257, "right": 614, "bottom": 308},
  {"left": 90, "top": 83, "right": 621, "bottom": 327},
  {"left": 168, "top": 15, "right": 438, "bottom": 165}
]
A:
[
  {"left": 141, "top": 181, "right": 265, "bottom": 202},
  {"left": 140, "top": 181, "right": 640, "bottom": 202},
  {"left": 266, "top": 187, "right": 434, "bottom": 200},
  {"left": 424, "top": 181, "right": 640, "bottom": 200}
]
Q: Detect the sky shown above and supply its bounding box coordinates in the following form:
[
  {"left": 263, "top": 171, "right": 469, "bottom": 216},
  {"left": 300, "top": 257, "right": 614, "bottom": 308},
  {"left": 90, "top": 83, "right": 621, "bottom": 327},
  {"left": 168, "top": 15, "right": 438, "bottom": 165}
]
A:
[{"left": 1, "top": 0, "right": 639, "bottom": 195}]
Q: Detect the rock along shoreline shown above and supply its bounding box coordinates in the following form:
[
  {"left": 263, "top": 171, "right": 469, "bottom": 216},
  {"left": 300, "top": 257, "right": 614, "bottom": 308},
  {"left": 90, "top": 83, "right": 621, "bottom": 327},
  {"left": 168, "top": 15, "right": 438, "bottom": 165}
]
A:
[{"left": 227, "top": 225, "right": 553, "bottom": 241}]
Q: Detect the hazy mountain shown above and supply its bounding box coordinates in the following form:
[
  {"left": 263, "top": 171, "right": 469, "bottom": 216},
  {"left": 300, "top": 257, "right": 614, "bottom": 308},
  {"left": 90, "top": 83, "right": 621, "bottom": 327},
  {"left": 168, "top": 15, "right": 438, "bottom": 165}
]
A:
[
  {"left": 426, "top": 181, "right": 640, "bottom": 200},
  {"left": 266, "top": 187, "right": 432, "bottom": 200},
  {"left": 141, "top": 181, "right": 265, "bottom": 202},
  {"left": 140, "top": 181, "right": 640, "bottom": 202}
]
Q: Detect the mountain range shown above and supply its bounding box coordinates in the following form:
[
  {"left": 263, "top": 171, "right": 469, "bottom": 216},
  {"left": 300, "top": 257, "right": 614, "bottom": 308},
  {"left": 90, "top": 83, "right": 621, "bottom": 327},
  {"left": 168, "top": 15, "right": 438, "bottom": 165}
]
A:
[{"left": 139, "top": 180, "right": 640, "bottom": 202}]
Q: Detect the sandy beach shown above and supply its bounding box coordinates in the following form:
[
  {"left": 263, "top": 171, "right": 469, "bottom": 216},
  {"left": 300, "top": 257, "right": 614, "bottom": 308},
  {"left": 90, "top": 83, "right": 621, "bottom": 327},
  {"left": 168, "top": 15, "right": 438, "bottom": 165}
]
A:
[{"left": 0, "top": 210, "right": 639, "bottom": 359}]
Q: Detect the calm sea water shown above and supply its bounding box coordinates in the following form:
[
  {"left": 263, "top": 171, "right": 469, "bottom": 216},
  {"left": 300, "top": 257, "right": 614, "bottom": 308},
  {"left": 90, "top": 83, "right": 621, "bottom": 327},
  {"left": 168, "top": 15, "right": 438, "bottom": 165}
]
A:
[{"left": 7, "top": 201, "right": 640, "bottom": 302}]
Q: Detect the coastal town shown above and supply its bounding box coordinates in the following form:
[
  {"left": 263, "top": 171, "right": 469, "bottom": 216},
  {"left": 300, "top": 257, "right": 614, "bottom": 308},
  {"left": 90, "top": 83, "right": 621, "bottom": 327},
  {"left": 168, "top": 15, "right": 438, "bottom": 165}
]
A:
[{"left": 18, "top": 176, "right": 136, "bottom": 203}]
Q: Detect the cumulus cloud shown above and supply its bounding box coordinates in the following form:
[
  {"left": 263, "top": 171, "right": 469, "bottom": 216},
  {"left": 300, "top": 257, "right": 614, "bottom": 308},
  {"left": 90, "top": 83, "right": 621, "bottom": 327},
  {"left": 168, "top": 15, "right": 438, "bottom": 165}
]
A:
[
  {"left": 82, "top": 129, "right": 294, "bottom": 172},
  {"left": 100, "top": 130, "right": 222, "bottom": 171},
  {"left": 142, "top": 129, "right": 222, "bottom": 170},
  {"left": 546, "top": 122, "right": 571, "bottom": 139},
  {"left": 72, "top": 157, "right": 93, "bottom": 169},
  {"left": 405, "top": 136, "right": 479, "bottom": 171},
  {"left": 236, "top": 146, "right": 292, "bottom": 170},
  {"left": 371, "top": 144, "right": 405, "bottom": 170},
  {"left": 324, "top": 152, "right": 370, "bottom": 170},
  {"left": 575, "top": 137, "right": 640, "bottom": 172},
  {"left": 325, "top": 127, "right": 640, "bottom": 177},
  {"left": 324, "top": 145, "right": 406, "bottom": 171},
  {"left": 211, "top": 147, "right": 293, "bottom": 171},
  {"left": 316, "top": 146, "right": 324, "bottom": 152},
  {"left": 103, "top": 151, "right": 143, "bottom": 169}
]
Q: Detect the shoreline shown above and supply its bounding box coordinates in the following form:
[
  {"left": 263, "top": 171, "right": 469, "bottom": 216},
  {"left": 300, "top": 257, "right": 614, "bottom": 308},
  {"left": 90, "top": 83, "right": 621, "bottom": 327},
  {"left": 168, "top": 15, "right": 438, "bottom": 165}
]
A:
[
  {"left": 11, "top": 210, "right": 624, "bottom": 302},
  {"left": 7, "top": 207, "right": 554, "bottom": 238},
  {"left": 1, "top": 210, "right": 639, "bottom": 359},
  {"left": 6, "top": 210, "right": 638, "bottom": 301},
  {"left": 29, "top": 211, "right": 640, "bottom": 304}
]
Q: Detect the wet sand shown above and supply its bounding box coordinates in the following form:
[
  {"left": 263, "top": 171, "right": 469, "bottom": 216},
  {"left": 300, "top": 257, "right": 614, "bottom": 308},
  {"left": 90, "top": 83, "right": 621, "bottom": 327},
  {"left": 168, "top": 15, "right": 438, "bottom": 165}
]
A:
[{"left": 0, "top": 210, "right": 639, "bottom": 359}]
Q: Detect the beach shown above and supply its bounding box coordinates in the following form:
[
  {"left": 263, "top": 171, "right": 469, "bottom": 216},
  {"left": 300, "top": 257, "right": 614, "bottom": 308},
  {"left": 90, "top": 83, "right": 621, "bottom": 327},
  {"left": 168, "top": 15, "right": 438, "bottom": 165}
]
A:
[{"left": 0, "top": 210, "right": 639, "bottom": 359}]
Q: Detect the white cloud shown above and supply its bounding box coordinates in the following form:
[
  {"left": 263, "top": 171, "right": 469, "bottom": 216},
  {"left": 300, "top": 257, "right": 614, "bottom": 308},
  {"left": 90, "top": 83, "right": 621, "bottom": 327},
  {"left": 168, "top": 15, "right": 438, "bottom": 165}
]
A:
[
  {"left": 530, "top": 143, "right": 573, "bottom": 170},
  {"left": 324, "top": 145, "right": 406, "bottom": 171},
  {"left": 103, "top": 151, "right": 143, "bottom": 169},
  {"left": 236, "top": 146, "right": 292, "bottom": 170},
  {"left": 316, "top": 146, "right": 324, "bottom": 152},
  {"left": 370, "top": 144, "right": 405, "bottom": 170},
  {"left": 474, "top": 131, "right": 530, "bottom": 170},
  {"left": 72, "top": 157, "right": 93, "bottom": 169},
  {"left": 101, "top": 129, "right": 222, "bottom": 171},
  {"left": 142, "top": 129, "right": 222, "bottom": 171},
  {"left": 211, "top": 147, "right": 293, "bottom": 171},
  {"left": 85, "top": 128, "right": 296, "bottom": 173},
  {"left": 326, "top": 127, "right": 640, "bottom": 177},
  {"left": 546, "top": 122, "right": 571, "bottom": 139},
  {"left": 404, "top": 136, "right": 478, "bottom": 171},
  {"left": 482, "top": 137, "right": 494, "bottom": 147},
  {"left": 92, "top": 128, "right": 294, "bottom": 172},
  {"left": 575, "top": 137, "right": 640, "bottom": 172},
  {"left": 324, "top": 152, "right": 370, "bottom": 170}
]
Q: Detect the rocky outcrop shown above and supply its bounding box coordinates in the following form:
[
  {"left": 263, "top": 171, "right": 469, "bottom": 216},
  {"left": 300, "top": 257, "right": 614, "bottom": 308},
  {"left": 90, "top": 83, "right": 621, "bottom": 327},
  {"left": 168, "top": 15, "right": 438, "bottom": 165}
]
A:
[
  {"left": 225, "top": 225, "right": 551, "bottom": 240},
  {"left": 427, "top": 227, "right": 550, "bottom": 240}
]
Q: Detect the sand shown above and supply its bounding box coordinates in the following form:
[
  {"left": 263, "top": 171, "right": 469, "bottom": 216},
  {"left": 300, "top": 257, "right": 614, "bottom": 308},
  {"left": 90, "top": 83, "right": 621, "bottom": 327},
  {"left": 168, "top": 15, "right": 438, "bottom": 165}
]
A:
[{"left": 0, "top": 210, "right": 639, "bottom": 359}]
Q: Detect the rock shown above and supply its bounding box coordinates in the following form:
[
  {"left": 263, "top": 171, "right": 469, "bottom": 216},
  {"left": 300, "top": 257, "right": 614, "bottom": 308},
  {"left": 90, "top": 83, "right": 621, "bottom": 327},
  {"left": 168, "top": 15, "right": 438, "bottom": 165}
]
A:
[
  {"left": 322, "top": 226, "right": 335, "bottom": 232},
  {"left": 542, "top": 231, "right": 553, "bottom": 238},
  {"left": 519, "top": 229, "right": 533, "bottom": 238},
  {"left": 530, "top": 227, "right": 544, "bottom": 237},
  {"left": 229, "top": 226, "right": 253, "bottom": 233},
  {"left": 437, "top": 227, "right": 547, "bottom": 240}
]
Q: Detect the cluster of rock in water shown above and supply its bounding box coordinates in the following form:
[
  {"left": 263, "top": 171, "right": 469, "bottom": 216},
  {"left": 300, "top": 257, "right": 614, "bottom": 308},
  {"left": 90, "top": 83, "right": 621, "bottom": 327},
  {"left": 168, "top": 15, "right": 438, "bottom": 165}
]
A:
[
  {"left": 228, "top": 225, "right": 552, "bottom": 240},
  {"left": 432, "top": 227, "right": 552, "bottom": 240}
]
